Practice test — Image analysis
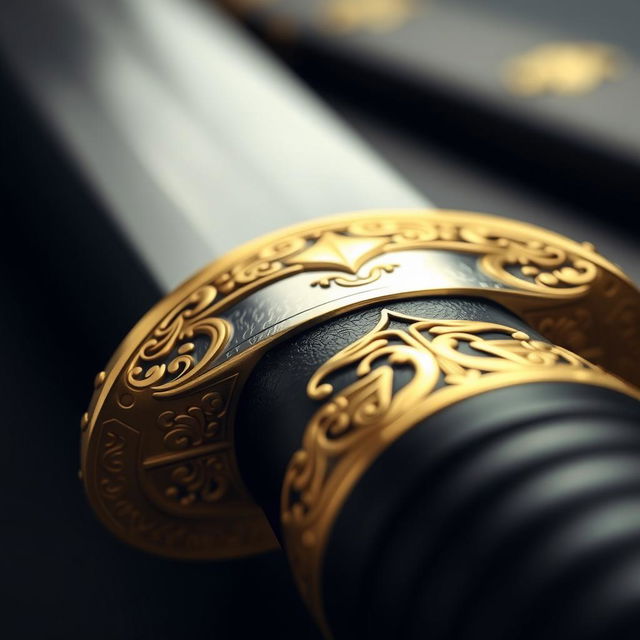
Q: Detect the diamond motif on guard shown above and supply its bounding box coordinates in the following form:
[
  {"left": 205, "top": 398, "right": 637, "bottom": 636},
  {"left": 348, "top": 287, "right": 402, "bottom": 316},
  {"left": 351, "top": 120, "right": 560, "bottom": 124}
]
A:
[{"left": 284, "top": 231, "right": 387, "bottom": 274}]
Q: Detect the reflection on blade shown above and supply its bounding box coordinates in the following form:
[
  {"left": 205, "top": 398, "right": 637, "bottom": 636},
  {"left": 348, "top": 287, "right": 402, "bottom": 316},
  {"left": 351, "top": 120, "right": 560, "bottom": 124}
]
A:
[{"left": 0, "top": 0, "right": 427, "bottom": 291}]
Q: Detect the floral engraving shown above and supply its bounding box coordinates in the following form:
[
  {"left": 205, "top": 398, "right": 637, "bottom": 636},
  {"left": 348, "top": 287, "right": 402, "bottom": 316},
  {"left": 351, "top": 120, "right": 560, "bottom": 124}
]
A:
[
  {"left": 281, "top": 309, "right": 632, "bottom": 630},
  {"left": 125, "top": 217, "right": 601, "bottom": 397},
  {"left": 157, "top": 391, "right": 226, "bottom": 451},
  {"left": 165, "top": 455, "right": 229, "bottom": 507}
]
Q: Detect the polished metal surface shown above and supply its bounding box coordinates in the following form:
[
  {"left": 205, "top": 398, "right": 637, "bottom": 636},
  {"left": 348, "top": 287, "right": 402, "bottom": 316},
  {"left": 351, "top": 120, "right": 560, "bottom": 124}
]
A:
[
  {"left": 214, "top": 249, "right": 504, "bottom": 365},
  {"left": 0, "top": 0, "right": 426, "bottom": 291}
]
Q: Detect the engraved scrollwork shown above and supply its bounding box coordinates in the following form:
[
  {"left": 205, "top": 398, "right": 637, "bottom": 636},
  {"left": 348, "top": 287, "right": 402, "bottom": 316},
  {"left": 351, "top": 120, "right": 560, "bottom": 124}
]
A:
[
  {"left": 165, "top": 455, "right": 229, "bottom": 506},
  {"left": 205, "top": 216, "right": 600, "bottom": 309},
  {"left": 157, "top": 391, "right": 226, "bottom": 451},
  {"left": 93, "top": 418, "right": 270, "bottom": 556},
  {"left": 99, "top": 430, "right": 127, "bottom": 499},
  {"left": 214, "top": 236, "right": 309, "bottom": 294},
  {"left": 346, "top": 219, "right": 599, "bottom": 296},
  {"left": 123, "top": 216, "right": 601, "bottom": 399},
  {"left": 461, "top": 229, "right": 598, "bottom": 295},
  {"left": 126, "top": 285, "right": 230, "bottom": 396},
  {"left": 284, "top": 310, "right": 598, "bottom": 536},
  {"left": 530, "top": 307, "right": 599, "bottom": 361},
  {"left": 311, "top": 263, "right": 399, "bottom": 288},
  {"left": 102, "top": 430, "right": 126, "bottom": 473},
  {"left": 347, "top": 218, "right": 456, "bottom": 245},
  {"left": 281, "top": 309, "right": 630, "bottom": 631},
  {"left": 95, "top": 424, "right": 189, "bottom": 548}
]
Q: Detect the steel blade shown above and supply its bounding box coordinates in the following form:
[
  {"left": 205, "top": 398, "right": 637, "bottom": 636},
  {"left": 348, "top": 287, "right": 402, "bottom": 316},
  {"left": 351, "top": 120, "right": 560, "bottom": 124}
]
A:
[{"left": 0, "top": 0, "right": 428, "bottom": 291}]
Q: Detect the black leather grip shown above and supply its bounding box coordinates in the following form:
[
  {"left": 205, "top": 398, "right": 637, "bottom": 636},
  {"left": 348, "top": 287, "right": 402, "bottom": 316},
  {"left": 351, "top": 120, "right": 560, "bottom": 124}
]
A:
[{"left": 236, "top": 296, "right": 640, "bottom": 640}]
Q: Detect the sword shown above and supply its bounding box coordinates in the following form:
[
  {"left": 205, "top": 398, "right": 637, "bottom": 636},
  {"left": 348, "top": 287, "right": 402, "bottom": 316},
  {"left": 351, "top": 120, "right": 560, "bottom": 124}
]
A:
[
  {"left": 3, "top": 2, "right": 640, "bottom": 639},
  {"left": 0, "top": 0, "right": 424, "bottom": 292}
]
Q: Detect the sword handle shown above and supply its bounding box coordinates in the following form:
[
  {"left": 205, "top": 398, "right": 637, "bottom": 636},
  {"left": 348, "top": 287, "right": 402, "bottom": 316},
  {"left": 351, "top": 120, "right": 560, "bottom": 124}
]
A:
[
  {"left": 80, "top": 211, "right": 640, "bottom": 639},
  {"left": 237, "top": 295, "right": 640, "bottom": 640}
]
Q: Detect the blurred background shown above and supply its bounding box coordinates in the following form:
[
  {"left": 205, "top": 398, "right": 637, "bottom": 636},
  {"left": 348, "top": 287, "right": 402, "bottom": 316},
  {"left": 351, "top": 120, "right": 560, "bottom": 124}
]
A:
[{"left": 1, "top": 0, "right": 638, "bottom": 638}]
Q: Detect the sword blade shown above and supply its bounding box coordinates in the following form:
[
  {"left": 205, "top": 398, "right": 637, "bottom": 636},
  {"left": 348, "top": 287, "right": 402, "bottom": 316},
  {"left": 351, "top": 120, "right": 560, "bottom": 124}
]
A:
[{"left": 0, "top": 0, "right": 427, "bottom": 290}]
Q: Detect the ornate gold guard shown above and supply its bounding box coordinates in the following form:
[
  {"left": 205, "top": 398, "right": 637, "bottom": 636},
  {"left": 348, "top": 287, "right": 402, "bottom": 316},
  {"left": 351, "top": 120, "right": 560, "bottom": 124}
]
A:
[{"left": 80, "top": 209, "right": 640, "bottom": 564}]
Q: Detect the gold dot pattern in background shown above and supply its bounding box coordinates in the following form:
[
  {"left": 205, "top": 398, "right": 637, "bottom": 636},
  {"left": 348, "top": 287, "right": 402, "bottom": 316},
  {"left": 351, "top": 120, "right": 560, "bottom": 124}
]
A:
[
  {"left": 320, "top": 0, "right": 417, "bottom": 34},
  {"left": 504, "top": 41, "right": 626, "bottom": 96}
]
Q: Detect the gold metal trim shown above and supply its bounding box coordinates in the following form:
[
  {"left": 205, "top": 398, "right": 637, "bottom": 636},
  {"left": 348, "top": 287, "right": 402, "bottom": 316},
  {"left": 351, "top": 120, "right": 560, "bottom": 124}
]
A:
[
  {"left": 80, "top": 209, "right": 640, "bottom": 560},
  {"left": 281, "top": 309, "right": 640, "bottom": 636}
]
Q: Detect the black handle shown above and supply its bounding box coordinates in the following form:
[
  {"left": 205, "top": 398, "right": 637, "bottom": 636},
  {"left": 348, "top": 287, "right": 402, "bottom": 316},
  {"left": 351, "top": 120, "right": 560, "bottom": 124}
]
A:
[{"left": 236, "top": 295, "right": 640, "bottom": 640}]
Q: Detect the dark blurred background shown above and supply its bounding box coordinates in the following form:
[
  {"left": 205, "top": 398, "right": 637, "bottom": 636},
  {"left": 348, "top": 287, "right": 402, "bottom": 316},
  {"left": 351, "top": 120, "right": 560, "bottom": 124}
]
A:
[{"left": 1, "top": 1, "right": 638, "bottom": 638}]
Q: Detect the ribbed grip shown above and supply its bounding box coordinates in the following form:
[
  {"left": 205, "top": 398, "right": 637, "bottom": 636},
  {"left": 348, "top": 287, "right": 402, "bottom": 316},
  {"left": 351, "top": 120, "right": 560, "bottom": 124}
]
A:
[
  {"left": 235, "top": 296, "right": 640, "bottom": 640},
  {"left": 324, "top": 383, "right": 640, "bottom": 640}
]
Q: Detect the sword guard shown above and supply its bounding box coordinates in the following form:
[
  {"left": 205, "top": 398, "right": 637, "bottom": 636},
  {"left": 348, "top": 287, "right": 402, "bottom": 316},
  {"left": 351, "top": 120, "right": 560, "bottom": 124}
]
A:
[{"left": 80, "top": 209, "right": 640, "bottom": 638}]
